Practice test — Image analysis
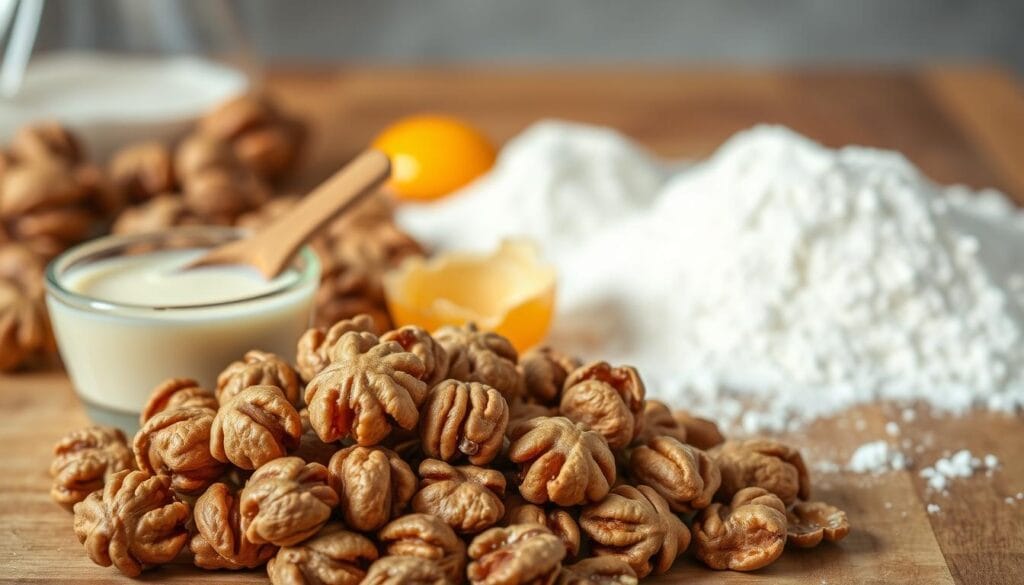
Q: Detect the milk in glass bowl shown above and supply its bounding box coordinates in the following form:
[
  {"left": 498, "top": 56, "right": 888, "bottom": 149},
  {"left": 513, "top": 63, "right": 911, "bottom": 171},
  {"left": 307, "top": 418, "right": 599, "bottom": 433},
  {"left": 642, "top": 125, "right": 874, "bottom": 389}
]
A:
[{"left": 45, "top": 226, "right": 319, "bottom": 431}]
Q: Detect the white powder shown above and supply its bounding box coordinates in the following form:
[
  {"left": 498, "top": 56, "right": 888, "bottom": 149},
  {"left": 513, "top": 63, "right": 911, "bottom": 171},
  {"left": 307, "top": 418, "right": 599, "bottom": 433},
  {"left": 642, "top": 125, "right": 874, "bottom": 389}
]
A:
[
  {"left": 847, "top": 441, "right": 907, "bottom": 473},
  {"left": 397, "top": 120, "right": 669, "bottom": 266},
  {"left": 398, "top": 123, "right": 1024, "bottom": 432},
  {"left": 919, "top": 450, "right": 999, "bottom": 492},
  {"left": 927, "top": 503, "right": 942, "bottom": 515}
]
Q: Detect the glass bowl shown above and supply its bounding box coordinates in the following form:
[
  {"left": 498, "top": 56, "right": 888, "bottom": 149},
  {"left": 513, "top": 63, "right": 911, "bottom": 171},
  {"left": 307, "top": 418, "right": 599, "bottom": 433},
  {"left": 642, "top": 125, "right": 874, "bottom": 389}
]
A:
[{"left": 45, "top": 226, "right": 319, "bottom": 432}]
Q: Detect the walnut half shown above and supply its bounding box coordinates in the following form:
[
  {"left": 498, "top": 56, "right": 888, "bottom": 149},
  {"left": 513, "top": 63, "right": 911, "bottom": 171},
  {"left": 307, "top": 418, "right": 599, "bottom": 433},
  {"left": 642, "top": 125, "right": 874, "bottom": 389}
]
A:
[
  {"left": 267, "top": 524, "right": 378, "bottom": 585},
  {"left": 787, "top": 500, "right": 850, "bottom": 548},
  {"left": 133, "top": 406, "right": 224, "bottom": 494},
  {"left": 73, "top": 470, "right": 190, "bottom": 577},
  {"left": 378, "top": 513, "right": 467, "bottom": 584},
  {"left": 216, "top": 350, "right": 301, "bottom": 406},
  {"left": 241, "top": 457, "right": 339, "bottom": 547},
  {"left": 412, "top": 459, "right": 506, "bottom": 534},
  {"left": 211, "top": 384, "right": 303, "bottom": 470},
  {"left": 362, "top": 555, "right": 450, "bottom": 585},
  {"left": 304, "top": 331, "right": 427, "bottom": 445},
  {"left": 50, "top": 425, "right": 133, "bottom": 510},
  {"left": 580, "top": 484, "right": 689, "bottom": 578},
  {"left": 628, "top": 436, "right": 721, "bottom": 512},
  {"left": 467, "top": 524, "right": 566, "bottom": 585},
  {"left": 190, "top": 482, "right": 277, "bottom": 570},
  {"left": 559, "top": 361, "right": 645, "bottom": 450},
  {"left": 693, "top": 487, "right": 788, "bottom": 571},
  {"left": 139, "top": 378, "right": 218, "bottom": 425},
  {"left": 711, "top": 439, "right": 810, "bottom": 505},
  {"left": 508, "top": 416, "right": 616, "bottom": 506},
  {"left": 419, "top": 379, "right": 509, "bottom": 465},
  {"left": 327, "top": 445, "right": 417, "bottom": 532}
]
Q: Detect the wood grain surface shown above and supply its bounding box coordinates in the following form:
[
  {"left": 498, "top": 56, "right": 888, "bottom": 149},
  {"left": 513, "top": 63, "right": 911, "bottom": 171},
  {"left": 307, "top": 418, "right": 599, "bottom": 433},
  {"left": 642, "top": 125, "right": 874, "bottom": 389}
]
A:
[{"left": 2, "top": 66, "right": 1023, "bottom": 584}]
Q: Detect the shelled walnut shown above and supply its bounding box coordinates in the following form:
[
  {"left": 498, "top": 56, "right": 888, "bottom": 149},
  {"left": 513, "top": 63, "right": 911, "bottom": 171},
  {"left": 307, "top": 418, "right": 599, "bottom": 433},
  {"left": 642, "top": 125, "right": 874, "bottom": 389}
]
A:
[
  {"left": 634, "top": 400, "right": 688, "bottom": 445},
  {"left": 558, "top": 557, "right": 638, "bottom": 585},
  {"left": 241, "top": 457, "right": 339, "bottom": 547},
  {"left": 216, "top": 350, "right": 302, "bottom": 405},
  {"left": 412, "top": 459, "right": 506, "bottom": 534},
  {"left": 672, "top": 410, "right": 724, "bottom": 450},
  {"left": 504, "top": 499, "right": 581, "bottom": 558},
  {"left": 191, "top": 482, "right": 277, "bottom": 570},
  {"left": 580, "top": 485, "right": 689, "bottom": 578},
  {"left": 628, "top": 436, "right": 720, "bottom": 513},
  {"left": 362, "top": 555, "right": 450, "bottom": 585},
  {"left": 73, "top": 470, "right": 190, "bottom": 577},
  {"left": 211, "top": 385, "right": 303, "bottom": 470},
  {"left": 0, "top": 243, "right": 53, "bottom": 371},
  {"left": 711, "top": 439, "right": 810, "bottom": 505},
  {"left": 0, "top": 160, "right": 97, "bottom": 258},
  {"left": 378, "top": 513, "right": 467, "bottom": 584},
  {"left": 434, "top": 323, "right": 523, "bottom": 400},
  {"left": 198, "top": 93, "right": 305, "bottom": 181},
  {"left": 518, "top": 346, "right": 581, "bottom": 406},
  {"left": 175, "top": 133, "right": 269, "bottom": 224},
  {"left": 467, "top": 524, "right": 566, "bottom": 585},
  {"left": 50, "top": 425, "right": 134, "bottom": 510},
  {"left": 314, "top": 220, "right": 423, "bottom": 331},
  {"left": 139, "top": 377, "right": 218, "bottom": 425},
  {"left": 10, "top": 122, "right": 82, "bottom": 165},
  {"left": 107, "top": 141, "right": 175, "bottom": 203},
  {"left": 304, "top": 331, "right": 427, "bottom": 445},
  {"left": 133, "top": 406, "right": 224, "bottom": 494},
  {"left": 419, "top": 379, "right": 509, "bottom": 465},
  {"left": 381, "top": 325, "right": 450, "bottom": 387},
  {"left": 786, "top": 500, "right": 850, "bottom": 548},
  {"left": 295, "top": 313, "right": 380, "bottom": 382},
  {"left": 560, "top": 361, "right": 645, "bottom": 450},
  {"left": 508, "top": 416, "right": 615, "bottom": 506},
  {"left": 111, "top": 193, "right": 203, "bottom": 234},
  {"left": 267, "top": 524, "right": 378, "bottom": 585},
  {"left": 693, "top": 487, "right": 788, "bottom": 571},
  {"left": 327, "top": 445, "right": 417, "bottom": 532}
]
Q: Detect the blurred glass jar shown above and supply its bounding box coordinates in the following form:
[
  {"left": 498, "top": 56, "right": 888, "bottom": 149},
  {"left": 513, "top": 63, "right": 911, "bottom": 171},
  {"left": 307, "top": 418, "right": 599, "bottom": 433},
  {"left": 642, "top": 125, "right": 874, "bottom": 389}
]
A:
[{"left": 0, "top": 0, "right": 253, "bottom": 157}]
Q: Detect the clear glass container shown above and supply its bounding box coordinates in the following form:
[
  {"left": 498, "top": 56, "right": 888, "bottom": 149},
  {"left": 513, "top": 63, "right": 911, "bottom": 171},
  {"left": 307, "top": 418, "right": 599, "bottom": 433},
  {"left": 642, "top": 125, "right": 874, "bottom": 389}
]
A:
[
  {"left": 44, "top": 226, "right": 319, "bottom": 432},
  {"left": 0, "top": 0, "right": 253, "bottom": 157}
]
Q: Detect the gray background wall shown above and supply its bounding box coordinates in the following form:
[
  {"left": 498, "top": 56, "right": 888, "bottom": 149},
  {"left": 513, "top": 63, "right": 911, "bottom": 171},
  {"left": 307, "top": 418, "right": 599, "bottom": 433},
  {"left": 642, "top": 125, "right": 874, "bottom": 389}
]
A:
[{"left": 35, "top": 0, "right": 1024, "bottom": 70}]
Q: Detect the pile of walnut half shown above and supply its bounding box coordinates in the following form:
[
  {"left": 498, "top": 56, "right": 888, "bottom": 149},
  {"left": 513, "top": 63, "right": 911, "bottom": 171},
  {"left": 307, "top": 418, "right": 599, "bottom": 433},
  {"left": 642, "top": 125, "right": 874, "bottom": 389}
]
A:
[{"left": 51, "top": 315, "right": 850, "bottom": 584}]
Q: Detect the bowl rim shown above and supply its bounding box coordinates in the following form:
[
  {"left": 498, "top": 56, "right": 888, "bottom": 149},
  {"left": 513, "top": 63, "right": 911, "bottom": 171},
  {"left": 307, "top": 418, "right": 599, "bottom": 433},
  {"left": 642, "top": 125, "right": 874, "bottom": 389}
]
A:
[{"left": 44, "top": 226, "right": 320, "bottom": 313}]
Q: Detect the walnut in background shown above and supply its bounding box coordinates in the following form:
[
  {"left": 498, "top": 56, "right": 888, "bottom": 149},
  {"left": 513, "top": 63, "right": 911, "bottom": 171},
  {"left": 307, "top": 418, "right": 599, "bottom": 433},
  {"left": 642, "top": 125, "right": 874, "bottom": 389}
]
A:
[
  {"left": 107, "top": 141, "right": 175, "bottom": 204},
  {"left": 0, "top": 243, "right": 53, "bottom": 371},
  {"left": 198, "top": 93, "right": 305, "bottom": 182}
]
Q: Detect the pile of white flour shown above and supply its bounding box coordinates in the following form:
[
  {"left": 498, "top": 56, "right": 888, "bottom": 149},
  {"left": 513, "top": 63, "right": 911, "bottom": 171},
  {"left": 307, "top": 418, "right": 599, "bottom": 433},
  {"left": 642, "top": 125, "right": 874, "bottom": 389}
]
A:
[{"left": 398, "top": 122, "right": 1024, "bottom": 432}]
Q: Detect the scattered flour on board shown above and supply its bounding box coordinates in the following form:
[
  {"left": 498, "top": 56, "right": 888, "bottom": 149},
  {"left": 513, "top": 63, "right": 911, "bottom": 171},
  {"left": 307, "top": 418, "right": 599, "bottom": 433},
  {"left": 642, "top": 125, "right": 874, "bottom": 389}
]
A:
[
  {"left": 919, "top": 450, "right": 999, "bottom": 492},
  {"left": 847, "top": 441, "right": 907, "bottom": 473},
  {"left": 398, "top": 121, "right": 1024, "bottom": 434}
]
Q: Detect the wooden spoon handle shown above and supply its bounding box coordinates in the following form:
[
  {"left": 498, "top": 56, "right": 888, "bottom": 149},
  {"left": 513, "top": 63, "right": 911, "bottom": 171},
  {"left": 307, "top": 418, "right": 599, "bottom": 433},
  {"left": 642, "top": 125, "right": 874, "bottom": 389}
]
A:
[{"left": 192, "top": 149, "right": 391, "bottom": 278}]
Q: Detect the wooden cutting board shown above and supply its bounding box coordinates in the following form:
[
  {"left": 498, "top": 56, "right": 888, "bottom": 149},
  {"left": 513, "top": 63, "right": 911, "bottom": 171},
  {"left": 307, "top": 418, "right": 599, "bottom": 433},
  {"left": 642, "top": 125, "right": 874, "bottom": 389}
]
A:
[{"left": 2, "top": 66, "right": 1023, "bottom": 584}]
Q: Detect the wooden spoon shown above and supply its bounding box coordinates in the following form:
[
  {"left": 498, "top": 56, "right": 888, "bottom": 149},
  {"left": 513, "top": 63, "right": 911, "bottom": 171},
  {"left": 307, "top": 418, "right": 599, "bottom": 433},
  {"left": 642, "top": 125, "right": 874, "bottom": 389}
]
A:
[{"left": 188, "top": 149, "right": 391, "bottom": 279}]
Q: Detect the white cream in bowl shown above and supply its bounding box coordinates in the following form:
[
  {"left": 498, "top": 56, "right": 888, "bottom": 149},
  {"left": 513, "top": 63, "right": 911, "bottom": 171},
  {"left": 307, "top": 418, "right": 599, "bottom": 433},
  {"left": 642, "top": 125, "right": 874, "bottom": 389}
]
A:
[{"left": 45, "top": 228, "right": 318, "bottom": 431}]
